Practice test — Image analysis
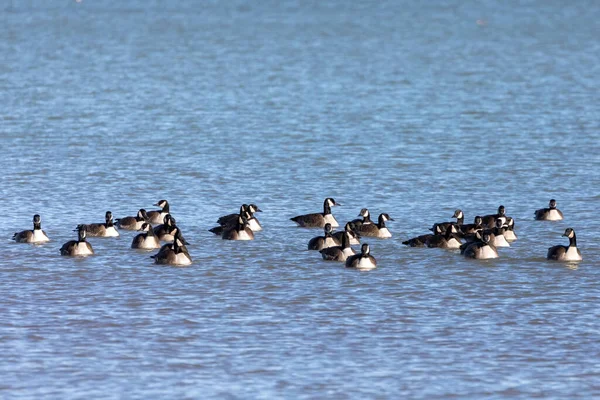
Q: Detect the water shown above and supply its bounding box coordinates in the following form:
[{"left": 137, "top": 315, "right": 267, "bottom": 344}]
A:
[{"left": 1, "top": 0, "right": 600, "bottom": 398}]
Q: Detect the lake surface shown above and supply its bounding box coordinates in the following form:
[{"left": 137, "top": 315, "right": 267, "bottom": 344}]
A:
[{"left": 1, "top": 0, "right": 599, "bottom": 398}]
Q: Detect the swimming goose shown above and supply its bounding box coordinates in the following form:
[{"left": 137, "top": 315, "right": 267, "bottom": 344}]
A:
[
  {"left": 426, "top": 225, "right": 462, "bottom": 249},
  {"left": 151, "top": 230, "right": 192, "bottom": 266},
  {"left": 350, "top": 208, "right": 374, "bottom": 228},
  {"left": 430, "top": 209, "right": 464, "bottom": 234},
  {"left": 345, "top": 243, "right": 377, "bottom": 270},
  {"left": 356, "top": 213, "right": 393, "bottom": 238},
  {"left": 535, "top": 199, "right": 564, "bottom": 221},
  {"left": 402, "top": 225, "right": 443, "bottom": 247},
  {"left": 307, "top": 223, "right": 340, "bottom": 250},
  {"left": 503, "top": 217, "right": 518, "bottom": 242},
  {"left": 290, "top": 198, "right": 340, "bottom": 228},
  {"left": 115, "top": 209, "right": 149, "bottom": 231},
  {"left": 462, "top": 232, "right": 499, "bottom": 259},
  {"left": 152, "top": 214, "right": 187, "bottom": 243},
  {"left": 320, "top": 231, "right": 355, "bottom": 262},
  {"left": 13, "top": 214, "right": 50, "bottom": 244},
  {"left": 547, "top": 228, "right": 582, "bottom": 261},
  {"left": 147, "top": 200, "right": 172, "bottom": 225},
  {"left": 482, "top": 205, "right": 506, "bottom": 229},
  {"left": 77, "top": 211, "right": 119, "bottom": 237},
  {"left": 332, "top": 222, "right": 361, "bottom": 245},
  {"left": 222, "top": 216, "right": 254, "bottom": 241},
  {"left": 131, "top": 223, "right": 161, "bottom": 250},
  {"left": 218, "top": 204, "right": 263, "bottom": 231},
  {"left": 60, "top": 226, "right": 94, "bottom": 256},
  {"left": 490, "top": 219, "right": 510, "bottom": 248},
  {"left": 458, "top": 216, "right": 483, "bottom": 236}
]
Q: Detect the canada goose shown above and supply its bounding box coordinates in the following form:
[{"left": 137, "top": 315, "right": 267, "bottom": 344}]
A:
[
  {"left": 131, "top": 223, "right": 161, "bottom": 250},
  {"left": 290, "top": 198, "right": 340, "bottom": 228},
  {"left": 320, "top": 231, "right": 355, "bottom": 262},
  {"left": 12, "top": 214, "right": 50, "bottom": 244},
  {"left": 77, "top": 211, "right": 119, "bottom": 237},
  {"left": 218, "top": 204, "right": 262, "bottom": 231},
  {"left": 222, "top": 216, "right": 254, "bottom": 241},
  {"left": 332, "top": 222, "right": 361, "bottom": 245},
  {"left": 426, "top": 225, "right": 462, "bottom": 249},
  {"left": 115, "top": 209, "right": 149, "bottom": 231},
  {"left": 547, "top": 228, "right": 582, "bottom": 261},
  {"left": 356, "top": 213, "right": 393, "bottom": 238},
  {"left": 151, "top": 230, "right": 192, "bottom": 266},
  {"left": 430, "top": 209, "right": 464, "bottom": 234},
  {"left": 345, "top": 243, "right": 377, "bottom": 270},
  {"left": 462, "top": 232, "right": 499, "bottom": 259},
  {"left": 535, "top": 199, "right": 564, "bottom": 221},
  {"left": 152, "top": 214, "right": 187, "bottom": 243},
  {"left": 402, "top": 225, "right": 443, "bottom": 247},
  {"left": 146, "top": 200, "right": 172, "bottom": 225},
  {"left": 307, "top": 223, "right": 340, "bottom": 250},
  {"left": 60, "top": 226, "right": 94, "bottom": 256},
  {"left": 490, "top": 219, "right": 510, "bottom": 248},
  {"left": 350, "top": 208, "right": 373, "bottom": 228},
  {"left": 458, "top": 216, "right": 483, "bottom": 236},
  {"left": 503, "top": 217, "right": 518, "bottom": 242},
  {"left": 482, "top": 205, "right": 506, "bottom": 229}
]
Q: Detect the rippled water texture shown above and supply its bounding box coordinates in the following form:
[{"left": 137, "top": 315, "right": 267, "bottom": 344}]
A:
[{"left": 1, "top": 0, "right": 600, "bottom": 398}]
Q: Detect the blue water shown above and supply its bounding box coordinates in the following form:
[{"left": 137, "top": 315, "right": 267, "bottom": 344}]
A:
[{"left": 1, "top": 1, "right": 600, "bottom": 398}]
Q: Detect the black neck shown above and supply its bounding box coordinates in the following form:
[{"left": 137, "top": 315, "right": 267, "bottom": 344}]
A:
[
  {"left": 33, "top": 222, "right": 42, "bottom": 230},
  {"left": 456, "top": 216, "right": 464, "bottom": 225},
  {"left": 323, "top": 202, "right": 331, "bottom": 215},
  {"left": 146, "top": 228, "right": 156, "bottom": 237},
  {"left": 569, "top": 234, "right": 577, "bottom": 248},
  {"left": 162, "top": 204, "right": 170, "bottom": 213},
  {"left": 106, "top": 219, "right": 114, "bottom": 228}
]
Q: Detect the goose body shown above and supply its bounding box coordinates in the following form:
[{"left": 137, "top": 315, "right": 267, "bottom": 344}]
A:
[
  {"left": 152, "top": 231, "right": 192, "bottom": 266},
  {"left": 116, "top": 209, "right": 149, "bottom": 231},
  {"left": 482, "top": 205, "right": 506, "bottom": 229},
  {"left": 60, "top": 226, "right": 94, "bottom": 256},
  {"left": 131, "top": 223, "right": 161, "bottom": 250},
  {"left": 345, "top": 243, "right": 377, "bottom": 270},
  {"left": 535, "top": 199, "right": 564, "bottom": 221},
  {"left": 426, "top": 226, "right": 462, "bottom": 249},
  {"left": 356, "top": 213, "right": 393, "bottom": 238},
  {"left": 77, "top": 211, "right": 119, "bottom": 237},
  {"left": 13, "top": 214, "right": 50, "bottom": 244},
  {"left": 462, "top": 233, "right": 498, "bottom": 259},
  {"left": 218, "top": 204, "right": 263, "bottom": 232},
  {"left": 503, "top": 217, "right": 517, "bottom": 242},
  {"left": 290, "top": 198, "right": 339, "bottom": 228},
  {"left": 350, "top": 208, "right": 373, "bottom": 229},
  {"left": 430, "top": 210, "right": 464, "bottom": 235},
  {"left": 320, "top": 232, "right": 355, "bottom": 262},
  {"left": 222, "top": 217, "right": 254, "bottom": 240},
  {"left": 547, "top": 228, "right": 582, "bottom": 261},
  {"left": 332, "top": 222, "right": 361, "bottom": 245},
  {"left": 147, "top": 200, "right": 171, "bottom": 225},
  {"left": 308, "top": 223, "right": 340, "bottom": 250}
]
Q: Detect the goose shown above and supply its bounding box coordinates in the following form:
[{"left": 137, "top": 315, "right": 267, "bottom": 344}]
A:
[
  {"left": 307, "top": 223, "right": 340, "bottom": 250},
  {"left": 345, "top": 243, "right": 377, "bottom": 270},
  {"left": 490, "top": 219, "right": 510, "bottom": 248},
  {"left": 151, "top": 230, "right": 192, "bottom": 266},
  {"left": 218, "top": 204, "right": 262, "bottom": 231},
  {"left": 458, "top": 216, "right": 483, "bottom": 236},
  {"left": 222, "top": 216, "right": 254, "bottom": 241},
  {"left": 430, "top": 209, "right": 464, "bottom": 234},
  {"left": 60, "top": 226, "right": 94, "bottom": 256},
  {"left": 153, "top": 214, "right": 186, "bottom": 242},
  {"left": 77, "top": 211, "right": 119, "bottom": 237},
  {"left": 462, "top": 232, "right": 499, "bottom": 259},
  {"left": 320, "top": 231, "right": 355, "bottom": 262},
  {"left": 332, "top": 222, "right": 361, "bottom": 245},
  {"left": 356, "top": 213, "right": 393, "bottom": 238},
  {"left": 547, "top": 228, "right": 582, "bottom": 261},
  {"left": 402, "top": 225, "right": 443, "bottom": 247},
  {"left": 131, "top": 223, "right": 161, "bottom": 250},
  {"left": 12, "top": 214, "right": 50, "bottom": 244},
  {"left": 147, "top": 200, "right": 172, "bottom": 225},
  {"left": 290, "top": 197, "right": 340, "bottom": 228},
  {"left": 115, "top": 209, "right": 149, "bottom": 231},
  {"left": 426, "top": 225, "right": 462, "bottom": 249},
  {"left": 503, "top": 217, "right": 518, "bottom": 242},
  {"left": 350, "top": 208, "right": 373, "bottom": 228},
  {"left": 482, "top": 205, "right": 506, "bottom": 229},
  {"left": 535, "top": 199, "right": 564, "bottom": 221}
]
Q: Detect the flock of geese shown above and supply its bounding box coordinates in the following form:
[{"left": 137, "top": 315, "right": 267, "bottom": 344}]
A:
[{"left": 11, "top": 198, "right": 582, "bottom": 268}]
